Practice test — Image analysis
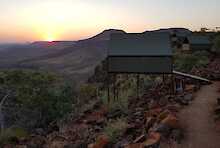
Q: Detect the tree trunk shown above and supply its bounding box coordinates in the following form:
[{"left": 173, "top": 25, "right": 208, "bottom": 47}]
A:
[{"left": 0, "top": 94, "right": 9, "bottom": 132}]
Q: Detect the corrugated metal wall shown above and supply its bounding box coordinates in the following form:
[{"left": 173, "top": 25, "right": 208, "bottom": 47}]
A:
[{"left": 108, "top": 57, "right": 172, "bottom": 73}]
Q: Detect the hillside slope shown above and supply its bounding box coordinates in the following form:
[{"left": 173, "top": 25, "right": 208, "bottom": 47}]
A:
[
  {"left": 0, "top": 28, "right": 191, "bottom": 82},
  {"left": 0, "top": 29, "right": 125, "bottom": 82}
]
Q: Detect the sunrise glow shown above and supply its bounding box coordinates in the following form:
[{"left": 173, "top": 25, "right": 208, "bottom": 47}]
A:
[
  {"left": 0, "top": 0, "right": 220, "bottom": 43},
  {"left": 45, "top": 36, "right": 54, "bottom": 42}
]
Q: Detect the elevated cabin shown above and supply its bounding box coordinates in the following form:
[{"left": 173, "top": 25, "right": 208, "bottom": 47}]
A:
[
  {"left": 171, "top": 32, "right": 191, "bottom": 50},
  {"left": 181, "top": 35, "right": 213, "bottom": 52},
  {"left": 182, "top": 37, "right": 190, "bottom": 51},
  {"left": 171, "top": 33, "right": 178, "bottom": 42},
  {"left": 107, "top": 32, "right": 173, "bottom": 101},
  {"left": 108, "top": 33, "right": 173, "bottom": 74}
]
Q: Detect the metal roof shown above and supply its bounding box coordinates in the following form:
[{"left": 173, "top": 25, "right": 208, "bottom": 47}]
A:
[
  {"left": 108, "top": 33, "right": 172, "bottom": 56},
  {"left": 187, "top": 35, "right": 211, "bottom": 45}
]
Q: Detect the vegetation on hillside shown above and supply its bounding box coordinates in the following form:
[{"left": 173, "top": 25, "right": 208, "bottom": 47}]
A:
[
  {"left": 174, "top": 51, "right": 210, "bottom": 72},
  {"left": 0, "top": 39, "right": 214, "bottom": 147},
  {"left": 0, "top": 70, "right": 77, "bottom": 144},
  {"left": 213, "top": 35, "right": 220, "bottom": 53},
  {"left": 103, "top": 118, "right": 128, "bottom": 144}
]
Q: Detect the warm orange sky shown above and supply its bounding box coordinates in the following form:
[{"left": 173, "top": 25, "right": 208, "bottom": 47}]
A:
[{"left": 0, "top": 0, "right": 220, "bottom": 43}]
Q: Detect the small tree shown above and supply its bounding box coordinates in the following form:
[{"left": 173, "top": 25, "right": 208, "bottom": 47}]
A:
[
  {"left": 174, "top": 51, "right": 210, "bottom": 72},
  {"left": 0, "top": 70, "right": 76, "bottom": 129},
  {"left": 213, "top": 36, "right": 220, "bottom": 54}
]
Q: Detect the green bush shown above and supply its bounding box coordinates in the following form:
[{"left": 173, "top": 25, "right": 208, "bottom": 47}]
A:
[
  {"left": 99, "top": 76, "right": 140, "bottom": 116},
  {"left": 0, "top": 70, "right": 76, "bottom": 129},
  {"left": 0, "top": 127, "right": 28, "bottom": 145},
  {"left": 213, "top": 36, "right": 220, "bottom": 53},
  {"left": 174, "top": 51, "right": 210, "bottom": 72},
  {"left": 79, "top": 84, "right": 97, "bottom": 102},
  {"left": 103, "top": 118, "right": 128, "bottom": 143}
]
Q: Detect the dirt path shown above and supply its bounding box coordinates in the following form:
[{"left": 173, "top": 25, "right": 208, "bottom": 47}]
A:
[{"left": 175, "top": 82, "right": 220, "bottom": 148}]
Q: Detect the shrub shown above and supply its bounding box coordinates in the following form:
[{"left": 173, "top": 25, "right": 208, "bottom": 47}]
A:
[
  {"left": 0, "top": 127, "right": 28, "bottom": 145},
  {"left": 103, "top": 118, "right": 128, "bottom": 143},
  {"left": 174, "top": 51, "right": 210, "bottom": 72},
  {"left": 0, "top": 70, "right": 76, "bottom": 129},
  {"left": 79, "top": 84, "right": 97, "bottom": 103},
  {"left": 213, "top": 36, "right": 220, "bottom": 53}
]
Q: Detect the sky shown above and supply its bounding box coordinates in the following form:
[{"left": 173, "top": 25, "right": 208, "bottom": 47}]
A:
[{"left": 0, "top": 0, "right": 219, "bottom": 43}]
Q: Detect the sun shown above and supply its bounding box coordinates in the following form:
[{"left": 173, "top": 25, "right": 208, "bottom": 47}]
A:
[
  {"left": 47, "top": 38, "right": 54, "bottom": 42},
  {"left": 42, "top": 32, "right": 57, "bottom": 42},
  {"left": 45, "top": 36, "right": 55, "bottom": 42}
]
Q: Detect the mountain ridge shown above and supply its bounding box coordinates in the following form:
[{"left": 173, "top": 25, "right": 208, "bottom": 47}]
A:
[{"left": 0, "top": 28, "right": 192, "bottom": 83}]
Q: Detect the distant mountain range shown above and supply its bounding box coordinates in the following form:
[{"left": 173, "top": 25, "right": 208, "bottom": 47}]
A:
[{"left": 0, "top": 28, "right": 191, "bottom": 83}]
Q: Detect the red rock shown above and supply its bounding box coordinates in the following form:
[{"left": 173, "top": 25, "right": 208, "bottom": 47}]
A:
[
  {"left": 88, "top": 135, "right": 109, "bottom": 148},
  {"left": 143, "top": 132, "right": 161, "bottom": 147},
  {"left": 15, "top": 145, "right": 27, "bottom": 148},
  {"left": 28, "top": 135, "right": 46, "bottom": 147},
  {"left": 145, "top": 108, "right": 163, "bottom": 119},
  {"left": 47, "top": 140, "right": 68, "bottom": 148},
  {"left": 215, "top": 106, "right": 220, "bottom": 115},
  {"left": 217, "top": 98, "right": 220, "bottom": 105},
  {"left": 88, "top": 143, "right": 95, "bottom": 148},
  {"left": 166, "top": 104, "right": 181, "bottom": 113},
  {"left": 215, "top": 120, "right": 220, "bottom": 132},
  {"left": 124, "top": 143, "right": 144, "bottom": 148},
  {"left": 145, "top": 117, "right": 156, "bottom": 130},
  {"left": 157, "top": 110, "right": 170, "bottom": 122},
  {"left": 84, "top": 110, "right": 106, "bottom": 124},
  {"left": 185, "top": 85, "right": 196, "bottom": 92},
  {"left": 3, "top": 144, "right": 14, "bottom": 148},
  {"left": 161, "top": 114, "right": 180, "bottom": 129}
]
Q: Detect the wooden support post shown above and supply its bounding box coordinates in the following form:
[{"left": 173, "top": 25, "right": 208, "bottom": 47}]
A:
[
  {"left": 113, "top": 74, "right": 116, "bottom": 101},
  {"left": 183, "top": 78, "right": 186, "bottom": 91},
  {"left": 107, "top": 73, "right": 110, "bottom": 103},
  {"left": 107, "top": 57, "right": 110, "bottom": 103},
  {"left": 163, "top": 74, "right": 165, "bottom": 83},
  {"left": 172, "top": 74, "right": 176, "bottom": 95},
  {"left": 170, "top": 74, "right": 175, "bottom": 95},
  {"left": 116, "top": 78, "right": 119, "bottom": 101},
  {"left": 137, "top": 74, "right": 140, "bottom": 99}
]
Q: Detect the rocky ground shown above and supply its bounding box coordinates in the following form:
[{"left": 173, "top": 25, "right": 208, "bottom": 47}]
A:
[
  {"left": 191, "top": 58, "right": 220, "bottom": 80},
  {"left": 3, "top": 81, "right": 200, "bottom": 148},
  {"left": 3, "top": 58, "right": 220, "bottom": 148},
  {"left": 164, "top": 82, "right": 220, "bottom": 148}
]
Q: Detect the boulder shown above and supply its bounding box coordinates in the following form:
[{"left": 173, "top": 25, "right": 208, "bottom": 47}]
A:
[
  {"left": 215, "top": 106, "right": 220, "bottom": 115},
  {"left": 46, "top": 140, "right": 69, "bottom": 148},
  {"left": 165, "top": 104, "right": 181, "bottom": 113},
  {"left": 217, "top": 98, "right": 220, "bottom": 106},
  {"left": 28, "top": 135, "right": 46, "bottom": 148},
  {"left": 184, "top": 93, "right": 194, "bottom": 102},
  {"left": 175, "top": 96, "right": 189, "bottom": 106},
  {"left": 170, "top": 129, "right": 183, "bottom": 144},
  {"left": 3, "top": 144, "right": 14, "bottom": 148},
  {"left": 145, "top": 117, "right": 156, "bottom": 131},
  {"left": 161, "top": 114, "right": 180, "bottom": 129},
  {"left": 88, "top": 135, "right": 109, "bottom": 148},
  {"left": 148, "top": 100, "right": 161, "bottom": 110},
  {"left": 143, "top": 132, "right": 161, "bottom": 148},
  {"left": 152, "top": 123, "right": 170, "bottom": 135},
  {"left": 158, "top": 97, "right": 169, "bottom": 106},
  {"left": 157, "top": 110, "right": 170, "bottom": 122},
  {"left": 15, "top": 145, "right": 27, "bottom": 148},
  {"left": 185, "top": 85, "right": 196, "bottom": 92},
  {"left": 125, "top": 143, "right": 144, "bottom": 148},
  {"left": 114, "top": 138, "right": 130, "bottom": 148},
  {"left": 145, "top": 108, "right": 162, "bottom": 119}
]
